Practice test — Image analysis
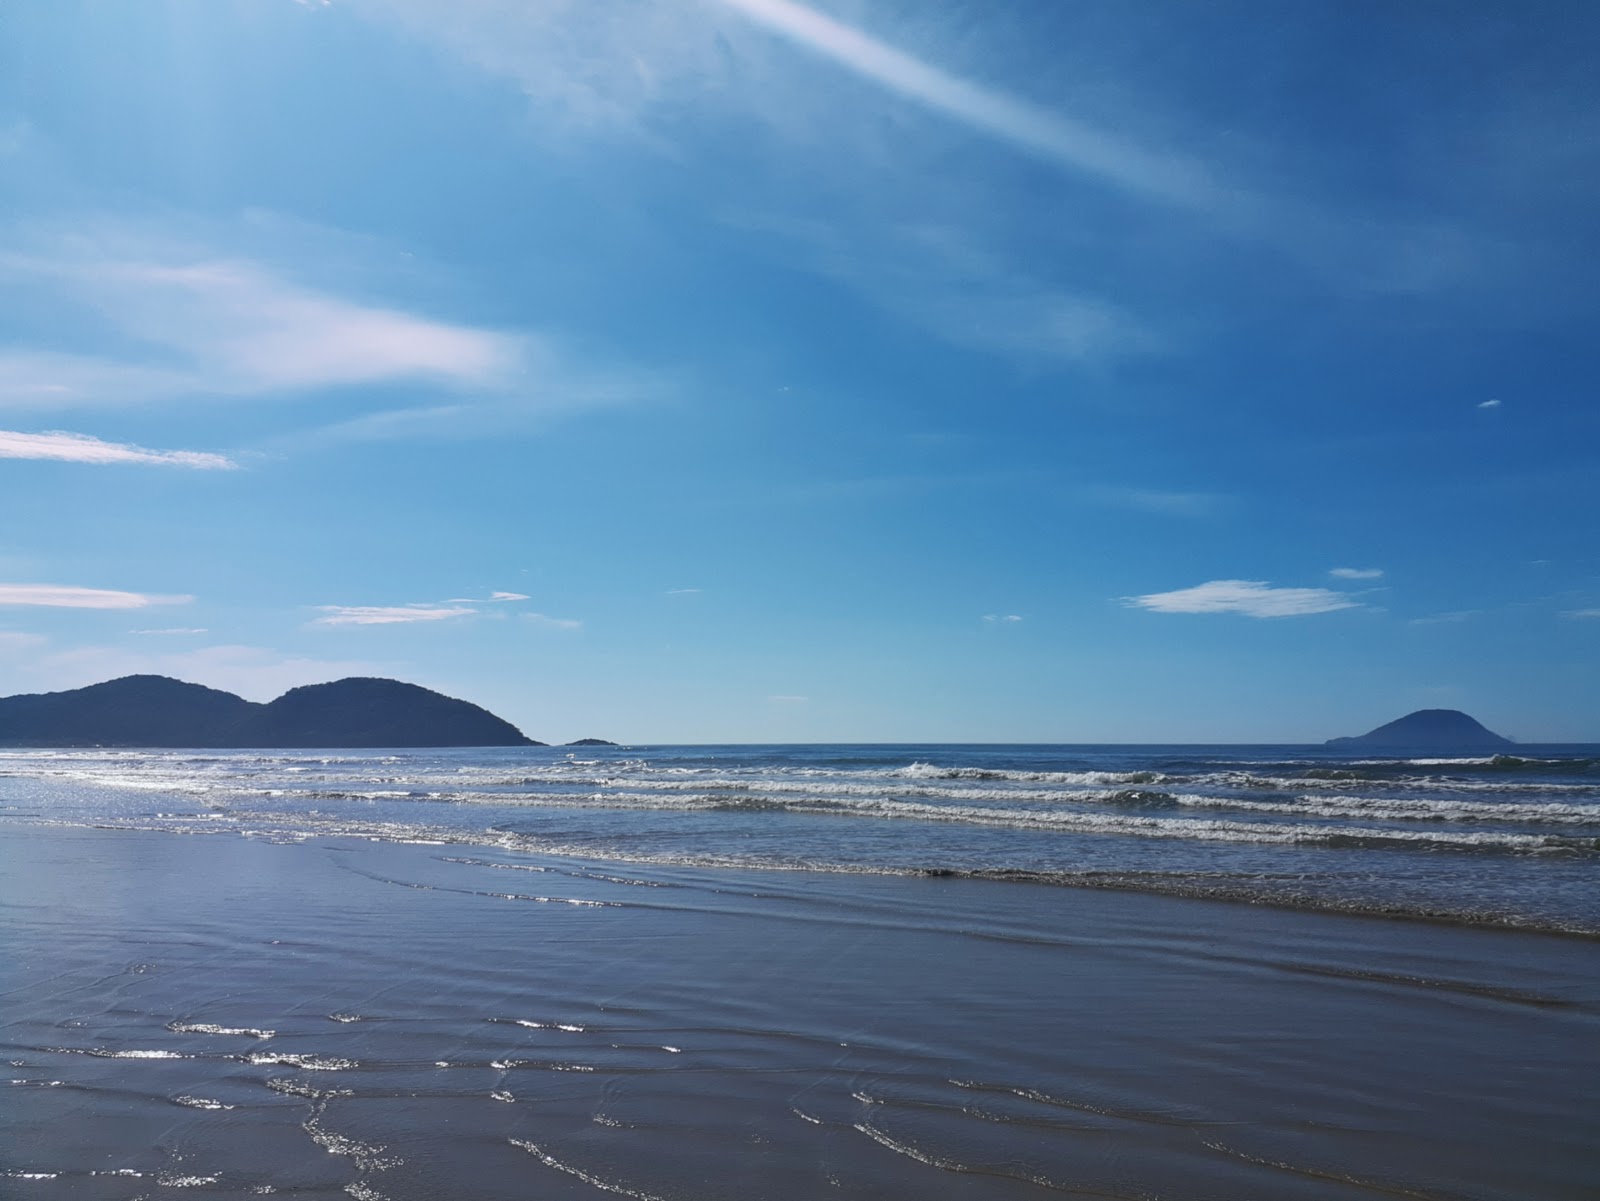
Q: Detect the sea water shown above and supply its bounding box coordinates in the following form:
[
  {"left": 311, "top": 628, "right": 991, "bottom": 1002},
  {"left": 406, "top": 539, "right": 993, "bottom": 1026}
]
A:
[
  {"left": 2, "top": 745, "right": 1597, "bottom": 1199},
  {"left": 2, "top": 742, "right": 1596, "bottom": 932}
]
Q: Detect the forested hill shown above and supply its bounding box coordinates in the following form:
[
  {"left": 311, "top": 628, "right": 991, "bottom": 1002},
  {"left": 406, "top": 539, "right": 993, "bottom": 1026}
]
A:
[
  {"left": 0, "top": 675, "right": 541, "bottom": 747},
  {"left": 1326, "top": 709, "right": 1513, "bottom": 749}
]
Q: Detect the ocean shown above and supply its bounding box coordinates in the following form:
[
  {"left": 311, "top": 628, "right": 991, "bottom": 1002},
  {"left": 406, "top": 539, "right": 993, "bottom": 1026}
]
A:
[{"left": 2, "top": 744, "right": 1597, "bottom": 1198}]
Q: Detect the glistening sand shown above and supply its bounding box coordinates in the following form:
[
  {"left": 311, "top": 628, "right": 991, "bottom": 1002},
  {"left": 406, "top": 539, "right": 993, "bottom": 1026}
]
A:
[{"left": 2, "top": 824, "right": 1596, "bottom": 1200}]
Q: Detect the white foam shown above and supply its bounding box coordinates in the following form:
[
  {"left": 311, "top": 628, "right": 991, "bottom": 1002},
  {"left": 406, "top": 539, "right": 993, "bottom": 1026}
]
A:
[
  {"left": 508, "top": 1140, "right": 666, "bottom": 1200},
  {"left": 173, "top": 1095, "right": 235, "bottom": 1110},
  {"left": 247, "top": 1052, "right": 357, "bottom": 1070},
  {"left": 307, "top": 1116, "right": 391, "bottom": 1167},
  {"left": 169, "top": 1021, "right": 275, "bottom": 1039}
]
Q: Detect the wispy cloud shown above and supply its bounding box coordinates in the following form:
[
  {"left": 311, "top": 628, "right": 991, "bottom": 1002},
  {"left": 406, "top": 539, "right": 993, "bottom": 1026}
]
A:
[
  {"left": 314, "top": 591, "right": 549, "bottom": 627},
  {"left": 445, "top": 591, "right": 530, "bottom": 603},
  {"left": 983, "top": 614, "right": 1023, "bottom": 624},
  {"left": 0, "top": 240, "right": 519, "bottom": 407},
  {"left": 522, "top": 613, "right": 582, "bottom": 631},
  {"left": 1478, "top": 398, "right": 1502, "bottom": 409},
  {"left": 1329, "top": 566, "right": 1384, "bottom": 580},
  {"left": 714, "top": 0, "right": 1231, "bottom": 215},
  {"left": 355, "top": 0, "right": 1497, "bottom": 305},
  {"left": 1564, "top": 608, "right": 1600, "bottom": 619},
  {"left": 666, "top": 588, "right": 702, "bottom": 595},
  {"left": 312, "top": 604, "right": 476, "bottom": 627},
  {"left": 131, "top": 627, "right": 208, "bottom": 636},
  {"left": 731, "top": 214, "right": 1155, "bottom": 364},
  {"left": 0, "top": 584, "right": 193, "bottom": 609},
  {"left": 1409, "top": 610, "right": 1479, "bottom": 626},
  {"left": 0, "top": 429, "right": 235, "bottom": 468},
  {"left": 1126, "top": 579, "right": 1360, "bottom": 618}
]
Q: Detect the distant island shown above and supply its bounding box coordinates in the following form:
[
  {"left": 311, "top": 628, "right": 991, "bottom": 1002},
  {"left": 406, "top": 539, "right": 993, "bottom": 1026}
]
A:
[
  {"left": 0, "top": 675, "right": 544, "bottom": 748},
  {"left": 565, "top": 738, "right": 618, "bottom": 747},
  {"left": 1326, "top": 709, "right": 1513, "bottom": 750}
]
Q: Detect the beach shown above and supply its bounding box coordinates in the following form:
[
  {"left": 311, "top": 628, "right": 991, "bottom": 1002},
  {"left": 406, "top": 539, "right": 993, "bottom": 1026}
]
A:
[{"left": 4, "top": 818, "right": 1596, "bottom": 1200}]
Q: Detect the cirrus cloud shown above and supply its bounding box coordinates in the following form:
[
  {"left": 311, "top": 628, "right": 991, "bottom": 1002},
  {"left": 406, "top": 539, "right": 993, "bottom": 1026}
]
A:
[
  {"left": 0, "top": 583, "right": 193, "bottom": 609},
  {"left": 0, "top": 428, "right": 236, "bottom": 469},
  {"left": 312, "top": 604, "right": 477, "bottom": 626},
  {"left": 445, "top": 590, "right": 531, "bottom": 603},
  {"left": 0, "top": 224, "right": 522, "bottom": 412},
  {"left": 1125, "top": 579, "right": 1360, "bottom": 618},
  {"left": 521, "top": 613, "right": 582, "bottom": 631}
]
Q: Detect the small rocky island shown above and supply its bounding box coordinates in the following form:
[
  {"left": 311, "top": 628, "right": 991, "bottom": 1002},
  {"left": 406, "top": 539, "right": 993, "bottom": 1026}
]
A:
[
  {"left": 1326, "top": 709, "right": 1513, "bottom": 750},
  {"left": 0, "top": 675, "right": 543, "bottom": 748},
  {"left": 565, "top": 738, "right": 618, "bottom": 747}
]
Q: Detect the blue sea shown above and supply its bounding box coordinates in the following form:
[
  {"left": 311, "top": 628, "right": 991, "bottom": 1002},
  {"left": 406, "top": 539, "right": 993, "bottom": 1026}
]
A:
[
  {"left": 4, "top": 742, "right": 1597, "bottom": 933},
  {"left": 4, "top": 744, "right": 1598, "bottom": 1199}
]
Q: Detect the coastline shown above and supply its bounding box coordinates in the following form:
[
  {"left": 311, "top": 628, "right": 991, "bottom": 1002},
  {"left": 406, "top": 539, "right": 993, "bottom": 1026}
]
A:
[{"left": 4, "top": 822, "right": 1597, "bottom": 1199}]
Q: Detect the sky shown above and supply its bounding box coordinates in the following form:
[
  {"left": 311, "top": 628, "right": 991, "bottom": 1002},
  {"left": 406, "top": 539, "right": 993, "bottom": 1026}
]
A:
[{"left": 0, "top": 0, "right": 1597, "bottom": 744}]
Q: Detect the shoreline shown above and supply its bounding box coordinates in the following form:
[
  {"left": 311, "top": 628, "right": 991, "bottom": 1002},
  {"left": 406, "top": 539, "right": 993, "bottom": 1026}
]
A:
[
  {"left": 17, "top": 805, "right": 1600, "bottom": 941},
  {"left": 4, "top": 821, "right": 1597, "bottom": 1199}
]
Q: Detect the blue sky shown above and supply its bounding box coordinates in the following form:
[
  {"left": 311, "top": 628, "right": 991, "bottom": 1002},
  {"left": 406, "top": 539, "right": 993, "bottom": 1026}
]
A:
[{"left": 0, "top": 0, "right": 1596, "bottom": 743}]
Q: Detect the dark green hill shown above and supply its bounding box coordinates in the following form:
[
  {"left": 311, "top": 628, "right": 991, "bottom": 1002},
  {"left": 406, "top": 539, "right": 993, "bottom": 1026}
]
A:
[
  {"left": 1326, "top": 709, "right": 1513, "bottom": 750},
  {"left": 244, "top": 678, "right": 535, "bottom": 748},
  {"left": 0, "top": 675, "right": 255, "bottom": 747},
  {"left": 0, "top": 675, "right": 540, "bottom": 748}
]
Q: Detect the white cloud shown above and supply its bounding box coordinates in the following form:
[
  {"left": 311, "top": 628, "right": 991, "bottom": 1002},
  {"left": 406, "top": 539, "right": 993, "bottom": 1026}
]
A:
[
  {"left": 445, "top": 591, "right": 530, "bottom": 603},
  {"left": 983, "top": 614, "right": 1023, "bottom": 623},
  {"left": 352, "top": 5, "right": 1166, "bottom": 368},
  {"left": 312, "top": 604, "right": 477, "bottom": 626},
  {"left": 374, "top": 0, "right": 1225, "bottom": 218},
  {"left": 0, "top": 630, "right": 47, "bottom": 652},
  {"left": 1409, "top": 610, "right": 1479, "bottom": 626},
  {"left": 351, "top": 0, "right": 1493, "bottom": 303},
  {"left": 1329, "top": 567, "right": 1384, "bottom": 580},
  {"left": 0, "top": 244, "right": 520, "bottom": 408},
  {"left": 522, "top": 613, "right": 583, "bottom": 631},
  {"left": 1479, "top": 398, "right": 1502, "bottom": 409},
  {"left": 715, "top": 0, "right": 1230, "bottom": 215},
  {"left": 666, "top": 588, "right": 702, "bottom": 595},
  {"left": 0, "top": 429, "right": 235, "bottom": 469},
  {"left": 130, "top": 627, "right": 209, "bottom": 636},
  {"left": 1126, "top": 579, "right": 1360, "bottom": 618},
  {"left": 1564, "top": 608, "right": 1600, "bottom": 619},
  {"left": 0, "top": 584, "right": 193, "bottom": 609}
]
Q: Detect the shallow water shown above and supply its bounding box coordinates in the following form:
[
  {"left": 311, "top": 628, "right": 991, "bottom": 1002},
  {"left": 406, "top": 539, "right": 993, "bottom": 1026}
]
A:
[
  {"left": 2, "top": 745, "right": 1597, "bottom": 1197},
  {"left": 2, "top": 826, "right": 1597, "bottom": 1200},
  {"left": 1, "top": 742, "right": 1596, "bottom": 932}
]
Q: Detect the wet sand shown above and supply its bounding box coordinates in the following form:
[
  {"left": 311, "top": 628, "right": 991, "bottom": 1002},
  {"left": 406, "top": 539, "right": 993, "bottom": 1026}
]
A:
[{"left": 2, "top": 824, "right": 1596, "bottom": 1199}]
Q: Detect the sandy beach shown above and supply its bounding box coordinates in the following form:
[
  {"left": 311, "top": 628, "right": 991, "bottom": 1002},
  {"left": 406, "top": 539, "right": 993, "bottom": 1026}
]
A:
[{"left": 3, "top": 822, "right": 1596, "bottom": 1200}]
